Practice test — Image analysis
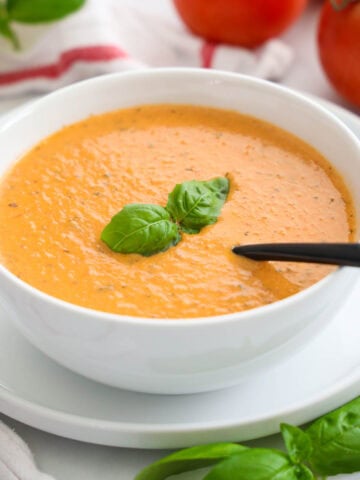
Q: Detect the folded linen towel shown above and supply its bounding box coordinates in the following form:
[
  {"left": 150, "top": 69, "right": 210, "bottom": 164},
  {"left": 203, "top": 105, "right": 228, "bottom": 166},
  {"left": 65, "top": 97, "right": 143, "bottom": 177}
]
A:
[
  {"left": 0, "top": 0, "right": 293, "bottom": 96},
  {"left": 0, "top": 420, "right": 54, "bottom": 480}
]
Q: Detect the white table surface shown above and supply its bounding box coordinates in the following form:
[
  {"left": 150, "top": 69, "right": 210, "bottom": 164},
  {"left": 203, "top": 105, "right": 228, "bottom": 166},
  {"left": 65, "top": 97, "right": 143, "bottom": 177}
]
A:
[{"left": 0, "top": 1, "right": 359, "bottom": 479}]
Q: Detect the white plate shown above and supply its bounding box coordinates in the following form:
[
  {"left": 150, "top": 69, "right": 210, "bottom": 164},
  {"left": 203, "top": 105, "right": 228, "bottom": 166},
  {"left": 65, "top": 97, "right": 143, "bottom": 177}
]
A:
[{"left": 0, "top": 98, "right": 359, "bottom": 449}]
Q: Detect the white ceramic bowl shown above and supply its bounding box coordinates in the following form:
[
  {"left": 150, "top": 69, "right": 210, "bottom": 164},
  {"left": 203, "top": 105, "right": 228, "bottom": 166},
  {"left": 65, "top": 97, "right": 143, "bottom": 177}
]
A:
[{"left": 0, "top": 69, "right": 359, "bottom": 394}]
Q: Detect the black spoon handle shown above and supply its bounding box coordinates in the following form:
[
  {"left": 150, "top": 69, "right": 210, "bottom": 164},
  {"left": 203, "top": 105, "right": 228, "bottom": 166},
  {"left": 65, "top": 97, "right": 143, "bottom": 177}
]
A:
[{"left": 232, "top": 242, "right": 360, "bottom": 267}]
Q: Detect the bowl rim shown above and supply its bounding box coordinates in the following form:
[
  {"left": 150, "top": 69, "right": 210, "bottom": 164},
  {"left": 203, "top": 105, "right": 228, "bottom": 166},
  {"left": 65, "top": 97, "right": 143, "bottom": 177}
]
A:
[{"left": 0, "top": 67, "right": 358, "bottom": 327}]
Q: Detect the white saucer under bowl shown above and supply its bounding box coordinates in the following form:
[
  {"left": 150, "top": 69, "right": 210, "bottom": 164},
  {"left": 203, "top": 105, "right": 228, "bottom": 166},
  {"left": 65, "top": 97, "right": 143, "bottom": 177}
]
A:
[{"left": 0, "top": 97, "right": 359, "bottom": 449}]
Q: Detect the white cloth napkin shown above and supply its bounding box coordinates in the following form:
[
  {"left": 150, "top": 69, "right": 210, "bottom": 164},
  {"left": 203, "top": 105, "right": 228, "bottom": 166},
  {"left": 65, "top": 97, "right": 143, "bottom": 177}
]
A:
[
  {"left": 0, "top": 0, "right": 294, "bottom": 96},
  {"left": 0, "top": 421, "right": 54, "bottom": 480}
]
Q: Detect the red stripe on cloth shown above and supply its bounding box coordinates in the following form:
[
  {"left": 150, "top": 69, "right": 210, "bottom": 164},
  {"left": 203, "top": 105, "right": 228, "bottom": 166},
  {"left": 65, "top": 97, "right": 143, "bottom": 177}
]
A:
[
  {"left": 200, "top": 41, "right": 217, "bottom": 68},
  {"left": 0, "top": 45, "right": 128, "bottom": 86}
]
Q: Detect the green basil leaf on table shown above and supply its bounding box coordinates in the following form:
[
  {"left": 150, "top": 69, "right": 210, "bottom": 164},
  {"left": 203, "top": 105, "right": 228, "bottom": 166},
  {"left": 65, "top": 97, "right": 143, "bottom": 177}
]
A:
[
  {"left": 203, "top": 448, "right": 314, "bottom": 480},
  {"left": 134, "top": 443, "right": 248, "bottom": 480},
  {"left": 6, "top": 0, "right": 85, "bottom": 23},
  {"left": 306, "top": 396, "right": 360, "bottom": 476},
  {"left": 280, "top": 424, "right": 313, "bottom": 464},
  {"left": 101, "top": 204, "right": 180, "bottom": 256},
  {"left": 166, "top": 176, "right": 229, "bottom": 233}
]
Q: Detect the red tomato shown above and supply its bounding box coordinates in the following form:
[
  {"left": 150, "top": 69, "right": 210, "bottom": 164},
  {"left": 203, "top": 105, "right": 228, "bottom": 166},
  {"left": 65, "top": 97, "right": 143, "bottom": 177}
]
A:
[
  {"left": 318, "top": 1, "right": 360, "bottom": 108},
  {"left": 173, "top": 0, "right": 308, "bottom": 47}
]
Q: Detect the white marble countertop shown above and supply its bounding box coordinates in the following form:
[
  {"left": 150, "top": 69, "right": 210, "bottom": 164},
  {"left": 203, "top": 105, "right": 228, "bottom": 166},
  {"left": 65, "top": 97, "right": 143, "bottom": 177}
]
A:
[{"left": 0, "top": 1, "right": 359, "bottom": 479}]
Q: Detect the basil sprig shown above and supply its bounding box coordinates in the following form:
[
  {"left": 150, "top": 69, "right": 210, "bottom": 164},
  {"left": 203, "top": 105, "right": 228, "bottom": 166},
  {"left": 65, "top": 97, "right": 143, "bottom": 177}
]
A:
[
  {"left": 0, "top": 0, "right": 86, "bottom": 49},
  {"left": 135, "top": 396, "right": 360, "bottom": 480},
  {"left": 101, "top": 177, "right": 229, "bottom": 256}
]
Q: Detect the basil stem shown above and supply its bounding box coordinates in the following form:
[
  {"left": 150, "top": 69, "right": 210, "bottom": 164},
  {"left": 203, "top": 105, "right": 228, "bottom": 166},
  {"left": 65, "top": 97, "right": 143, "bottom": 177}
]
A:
[
  {"left": 0, "top": 16, "right": 19, "bottom": 49},
  {"left": 329, "top": 0, "right": 358, "bottom": 11},
  {"left": 280, "top": 424, "right": 313, "bottom": 465}
]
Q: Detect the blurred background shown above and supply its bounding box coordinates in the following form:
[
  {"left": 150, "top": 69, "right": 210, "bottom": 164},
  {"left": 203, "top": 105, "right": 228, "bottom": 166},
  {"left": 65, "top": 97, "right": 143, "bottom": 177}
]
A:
[{"left": 0, "top": 0, "right": 358, "bottom": 113}]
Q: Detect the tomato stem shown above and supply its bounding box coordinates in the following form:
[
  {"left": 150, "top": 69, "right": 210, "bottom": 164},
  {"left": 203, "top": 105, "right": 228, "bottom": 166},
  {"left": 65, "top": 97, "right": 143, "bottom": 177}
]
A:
[{"left": 330, "top": 0, "right": 358, "bottom": 11}]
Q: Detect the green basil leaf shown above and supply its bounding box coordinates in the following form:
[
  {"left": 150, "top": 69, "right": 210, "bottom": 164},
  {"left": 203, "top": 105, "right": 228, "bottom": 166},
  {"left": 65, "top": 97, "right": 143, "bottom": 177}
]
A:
[
  {"left": 101, "top": 204, "right": 180, "bottom": 256},
  {"left": 280, "top": 424, "right": 313, "bottom": 464},
  {"left": 307, "top": 396, "right": 360, "bottom": 476},
  {"left": 166, "top": 177, "right": 229, "bottom": 234},
  {"left": 7, "top": 0, "right": 85, "bottom": 23},
  {"left": 134, "top": 443, "right": 247, "bottom": 480},
  {"left": 203, "top": 449, "right": 314, "bottom": 480}
]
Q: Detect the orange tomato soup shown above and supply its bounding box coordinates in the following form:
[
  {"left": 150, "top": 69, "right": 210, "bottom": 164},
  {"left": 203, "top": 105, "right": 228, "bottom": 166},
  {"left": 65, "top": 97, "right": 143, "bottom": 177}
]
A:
[{"left": 0, "top": 105, "right": 355, "bottom": 318}]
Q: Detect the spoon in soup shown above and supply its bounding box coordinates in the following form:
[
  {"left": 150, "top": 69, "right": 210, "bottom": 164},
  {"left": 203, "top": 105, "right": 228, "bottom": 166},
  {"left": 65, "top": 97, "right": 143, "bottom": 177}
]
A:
[{"left": 232, "top": 242, "right": 360, "bottom": 267}]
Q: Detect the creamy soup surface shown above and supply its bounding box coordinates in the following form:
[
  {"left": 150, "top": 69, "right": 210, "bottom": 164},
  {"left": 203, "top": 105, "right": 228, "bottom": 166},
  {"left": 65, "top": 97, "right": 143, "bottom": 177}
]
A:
[{"left": 0, "top": 104, "right": 355, "bottom": 318}]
